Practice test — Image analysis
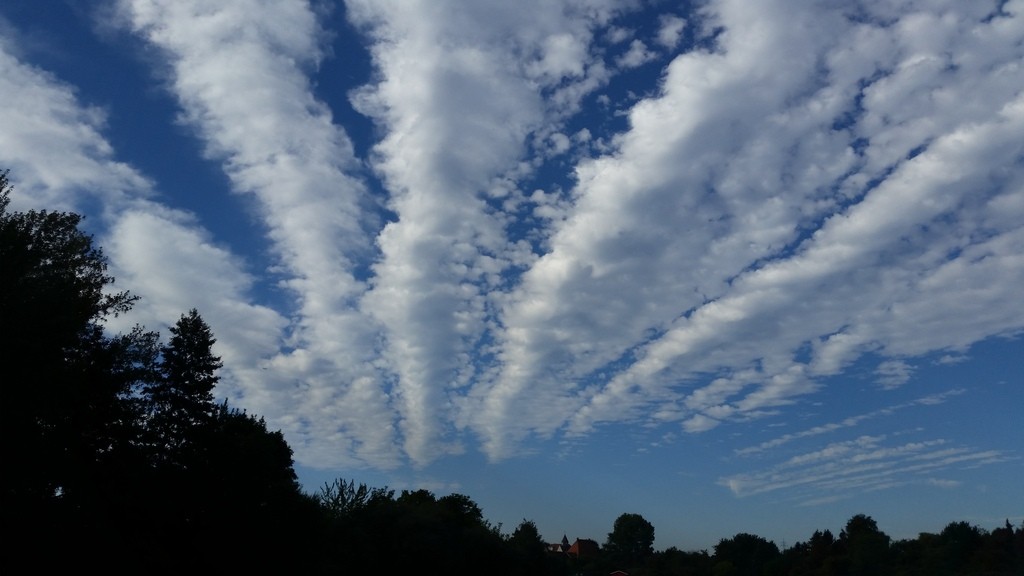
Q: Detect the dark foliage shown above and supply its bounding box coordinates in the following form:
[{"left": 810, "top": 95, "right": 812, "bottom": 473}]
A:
[
  {"left": 713, "top": 532, "right": 781, "bottom": 576},
  {"left": 1, "top": 173, "right": 151, "bottom": 569},
  {"left": 0, "top": 178, "right": 312, "bottom": 572},
  {"left": 510, "top": 519, "right": 563, "bottom": 574},
  {"left": 604, "top": 512, "right": 658, "bottom": 572},
  {"left": 144, "top": 308, "right": 222, "bottom": 464}
]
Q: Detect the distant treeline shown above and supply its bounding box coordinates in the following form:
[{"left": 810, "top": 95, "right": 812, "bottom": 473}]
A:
[{"left": 3, "top": 172, "right": 1022, "bottom": 575}]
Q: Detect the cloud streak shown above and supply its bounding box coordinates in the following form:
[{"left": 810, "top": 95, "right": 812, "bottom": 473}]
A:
[
  {"left": 735, "top": 389, "right": 967, "bottom": 456},
  {"left": 721, "top": 434, "right": 1012, "bottom": 500},
  {"left": 114, "top": 0, "right": 403, "bottom": 467}
]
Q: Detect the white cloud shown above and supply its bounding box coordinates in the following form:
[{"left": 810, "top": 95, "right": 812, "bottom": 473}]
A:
[
  {"left": 616, "top": 39, "right": 657, "bottom": 69},
  {"left": 682, "top": 414, "right": 720, "bottom": 433},
  {"left": 605, "top": 26, "right": 632, "bottom": 45},
  {"left": 103, "top": 206, "right": 288, "bottom": 367},
  {"left": 656, "top": 14, "right": 686, "bottom": 50},
  {"left": 0, "top": 37, "right": 153, "bottom": 213},
  {"left": 875, "top": 360, "right": 914, "bottom": 389}
]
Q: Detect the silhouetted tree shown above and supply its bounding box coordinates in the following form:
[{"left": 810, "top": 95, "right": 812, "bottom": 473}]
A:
[
  {"left": 713, "top": 532, "right": 780, "bottom": 576},
  {"left": 316, "top": 477, "right": 394, "bottom": 519},
  {"left": 936, "top": 520, "right": 984, "bottom": 574},
  {"left": 0, "top": 171, "right": 160, "bottom": 570},
  {"left": 605, "top": 512, "right": 657, "bottom": 571},
  {"left": 187, "top": 403, "right": 318, "bottom": 572},
  {"left": 646, "top": 546, "right": 714, "bottom": 576},
  {"left": 785, "top": 528, "right": 838, "bottom": 576},
  {"left": 2, "top": 173, "right": 137, "bottom": 498},
  {"left": 984, "top": 519, "right": 1024, "bottom": 575},
  {"left": 145, "top": 308, "right": 222, "bottom": 464},
  {"left": 837, "top": 514, "right": 892, "bottom": 576},
  {"left": 509, "top": 519, "right": 554, "bottom": 574}
]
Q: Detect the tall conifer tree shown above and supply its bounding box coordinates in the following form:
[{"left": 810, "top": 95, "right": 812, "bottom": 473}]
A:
[{"left": 146, "top": 308, "right": 222, "bottom": 462}]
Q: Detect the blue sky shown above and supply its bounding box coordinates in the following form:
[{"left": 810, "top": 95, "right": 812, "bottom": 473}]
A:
[{"left": 2, "top": 0, "right": 1022, "bottom": 551}]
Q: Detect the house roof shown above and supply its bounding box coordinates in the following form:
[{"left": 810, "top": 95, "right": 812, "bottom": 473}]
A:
[{"left": 568, "top": 538, "right": 600, "bottom": 558}]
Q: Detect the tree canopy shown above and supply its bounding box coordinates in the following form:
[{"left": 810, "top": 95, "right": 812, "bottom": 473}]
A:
[
  {"left": 605, "top": 512, "right": 657, "bottom": 569},
  {"left": 145, "top": 307, "right": 223, "bottom": 465},
  {"left": 1, "top": 170, "right": 142, "bottom": 513},
  {"left": 0, "top": 174, "right": 310, "bottom": 572}
]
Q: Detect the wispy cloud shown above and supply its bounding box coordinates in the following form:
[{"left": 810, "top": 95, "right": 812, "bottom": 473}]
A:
[
  {"left": 875, "top": 360, "right": 913, "bottom": 389},
  {"left": 735, "top": 389, "right": 967, "bottom": 456},
  {"left": 616, "top": 39, "right": 657, "bottom": 69},
  {"left": 721, "top": 434, "right": 1011, "bottom": 499}
]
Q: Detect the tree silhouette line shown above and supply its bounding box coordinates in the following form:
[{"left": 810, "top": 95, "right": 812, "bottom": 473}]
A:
[{"left": 2, "top": 170, "right": 1021, "bottom": 575}]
